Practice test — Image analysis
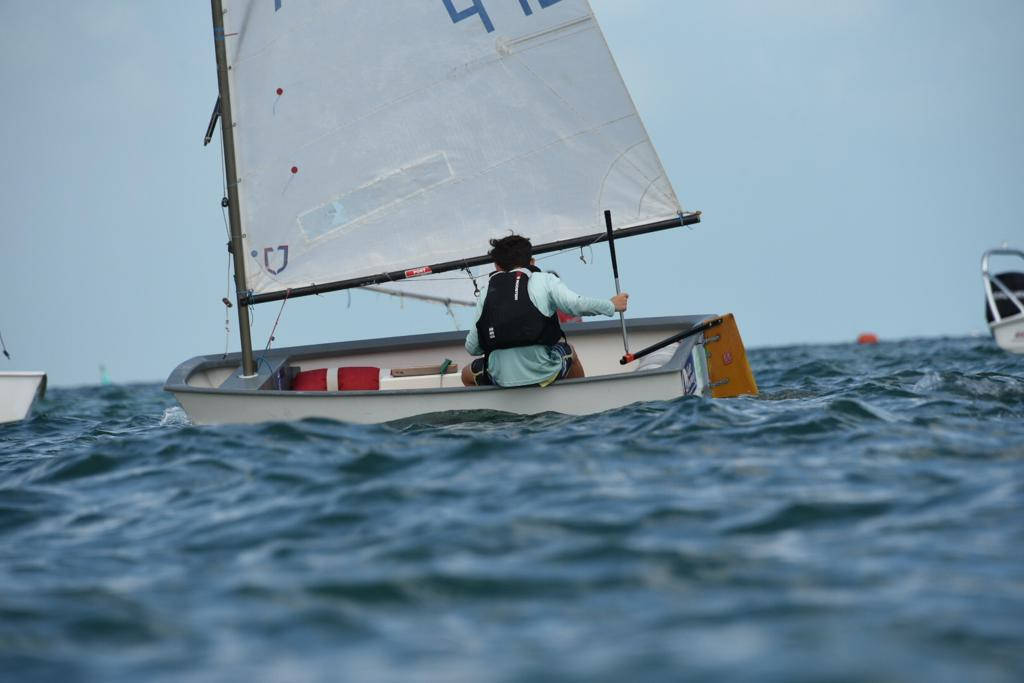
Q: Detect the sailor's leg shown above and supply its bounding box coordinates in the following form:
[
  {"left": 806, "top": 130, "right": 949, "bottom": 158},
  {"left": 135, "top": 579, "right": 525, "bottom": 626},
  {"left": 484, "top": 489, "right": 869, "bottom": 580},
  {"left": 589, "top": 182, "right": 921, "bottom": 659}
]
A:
[
  {"left": 463, "top": 358, "right": 493, "bottom": 386},
  {"left": 565, "top": 345, "right": 585, "bottom": 379}
]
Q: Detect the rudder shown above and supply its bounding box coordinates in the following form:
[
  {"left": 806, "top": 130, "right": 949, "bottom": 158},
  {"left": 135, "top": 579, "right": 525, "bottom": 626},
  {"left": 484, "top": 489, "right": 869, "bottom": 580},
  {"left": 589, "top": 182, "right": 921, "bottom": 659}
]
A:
[{"left": 705, "top": 313, "right": 758, "bottom": 398}]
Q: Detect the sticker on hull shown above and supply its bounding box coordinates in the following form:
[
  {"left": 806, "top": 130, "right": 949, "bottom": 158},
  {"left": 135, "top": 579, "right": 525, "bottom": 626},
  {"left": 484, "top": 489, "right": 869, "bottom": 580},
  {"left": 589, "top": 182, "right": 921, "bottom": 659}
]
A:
[{"left": 682, "top": 355, "right": 698, "bottom": 396}]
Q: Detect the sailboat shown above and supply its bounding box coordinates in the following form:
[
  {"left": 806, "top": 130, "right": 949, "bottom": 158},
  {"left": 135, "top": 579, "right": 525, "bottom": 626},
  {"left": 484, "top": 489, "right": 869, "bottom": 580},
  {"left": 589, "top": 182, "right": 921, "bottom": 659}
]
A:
[
  {"left": 165, "top": 0, "right": 758, "bottom": 425},
  {"left": 0, "top": 331, "right": 46, "bottom": 424},
  {"left": 982, "top": 247, "right": 1024, "bottom": 354}
]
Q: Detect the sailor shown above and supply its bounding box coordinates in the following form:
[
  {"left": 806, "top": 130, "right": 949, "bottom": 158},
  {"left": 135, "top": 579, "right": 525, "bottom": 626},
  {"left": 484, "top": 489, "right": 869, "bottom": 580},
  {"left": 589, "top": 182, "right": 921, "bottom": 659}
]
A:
[{"left": 462, "top": 234, "right": 628, "bottom": 387}]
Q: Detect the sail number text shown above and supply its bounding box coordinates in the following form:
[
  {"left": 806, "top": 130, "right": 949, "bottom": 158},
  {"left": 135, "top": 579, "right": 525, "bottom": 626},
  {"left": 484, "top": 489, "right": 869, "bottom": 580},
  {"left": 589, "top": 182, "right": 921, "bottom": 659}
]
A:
[{"left": 443, "top": 0, "right": 563, "bottom": 34}]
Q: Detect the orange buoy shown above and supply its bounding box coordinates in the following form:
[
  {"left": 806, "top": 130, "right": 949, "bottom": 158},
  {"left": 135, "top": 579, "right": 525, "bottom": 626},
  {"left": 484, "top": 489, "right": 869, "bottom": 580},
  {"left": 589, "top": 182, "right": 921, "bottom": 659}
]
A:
[{"left": 857, "top": 333, "right": 879, "bottom": 345}]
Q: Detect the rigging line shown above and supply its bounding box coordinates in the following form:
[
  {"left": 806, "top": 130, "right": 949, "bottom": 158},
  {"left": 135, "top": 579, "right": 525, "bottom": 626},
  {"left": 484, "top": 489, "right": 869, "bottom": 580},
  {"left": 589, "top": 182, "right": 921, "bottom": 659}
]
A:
[
  {"left": 218, "top": 133, "right": 231, "bottom": 240},
  {"left": 445, "top": 303, "right": 460, "bottom": 331},
  {"left": 222, "top": 253, "right": 233, "bottom": 358},
  {"left": 264, "top": 289, "right": 291, "bottom": 352},
  {"left": 534, "top": 238, "right": 601, "bottom": 264},
  {"left": 0, "top": 328, "right": 9, "bottom": 360},
  {"left": 220, "top": 205, "right": 230, "bottom": 239},
  {"left": 218, "top": 133, "right": 226, "bottom": 191},
  {"left": 463, "top": 267, "right": 481, "bottom": 297}
]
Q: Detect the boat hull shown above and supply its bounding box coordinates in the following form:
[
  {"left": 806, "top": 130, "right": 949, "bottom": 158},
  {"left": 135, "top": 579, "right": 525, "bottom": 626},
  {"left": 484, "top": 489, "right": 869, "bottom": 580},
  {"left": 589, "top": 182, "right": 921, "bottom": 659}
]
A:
[
  {"left": 990, "top": 315, "right": 1024, "bottom": 354},
  {"left": 166, "top": 316, "right": 752, "bottom": 425},
  {"left": 172, "top": 366, "right": 691, "bottom": 425},
  {"left": 0, "top": 372, "right": 47, "bottom": 424}
]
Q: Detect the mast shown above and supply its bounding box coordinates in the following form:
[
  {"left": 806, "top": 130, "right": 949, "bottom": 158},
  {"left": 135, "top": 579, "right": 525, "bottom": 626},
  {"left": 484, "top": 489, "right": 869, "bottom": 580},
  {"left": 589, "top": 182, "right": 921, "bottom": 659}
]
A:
[{"left": 210, "top": 0, "right": 256, "bottom": 377}]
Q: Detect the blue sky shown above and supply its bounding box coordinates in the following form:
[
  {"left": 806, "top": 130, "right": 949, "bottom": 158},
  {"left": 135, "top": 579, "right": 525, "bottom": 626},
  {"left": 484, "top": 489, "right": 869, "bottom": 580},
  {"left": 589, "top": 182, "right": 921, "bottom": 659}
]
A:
[{"left": 1, "top": 1, "right": 1021, "bottom": 386}]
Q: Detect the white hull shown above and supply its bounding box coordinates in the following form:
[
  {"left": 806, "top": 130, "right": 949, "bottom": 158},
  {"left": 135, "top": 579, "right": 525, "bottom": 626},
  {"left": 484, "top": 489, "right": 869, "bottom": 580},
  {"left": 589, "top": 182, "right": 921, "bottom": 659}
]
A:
[
  {"left": 167, "top": 316, "right": 754, "bottom": 426},
  {"left": 174, "top": 366, "right": 690, "bottom": 425},
  {"left": 0, "top": 372, "right": 46, "bottom": 424},
  {"left": 990, "top": 315, "right": 1024, "bottom": 354}
]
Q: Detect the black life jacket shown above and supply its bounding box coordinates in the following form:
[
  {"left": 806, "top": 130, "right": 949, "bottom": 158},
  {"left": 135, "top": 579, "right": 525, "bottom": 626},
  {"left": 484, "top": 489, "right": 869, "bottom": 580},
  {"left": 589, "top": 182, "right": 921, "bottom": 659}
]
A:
[{"left": 477, "top": 269, "right": 564, "bottom": 353}]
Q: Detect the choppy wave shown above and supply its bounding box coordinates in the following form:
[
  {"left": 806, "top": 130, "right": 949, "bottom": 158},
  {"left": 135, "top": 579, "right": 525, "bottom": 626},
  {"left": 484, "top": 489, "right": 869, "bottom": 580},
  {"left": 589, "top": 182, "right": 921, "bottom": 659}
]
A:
[{"left": 1, "top": 337, "right": 1022, "bottom": 682}]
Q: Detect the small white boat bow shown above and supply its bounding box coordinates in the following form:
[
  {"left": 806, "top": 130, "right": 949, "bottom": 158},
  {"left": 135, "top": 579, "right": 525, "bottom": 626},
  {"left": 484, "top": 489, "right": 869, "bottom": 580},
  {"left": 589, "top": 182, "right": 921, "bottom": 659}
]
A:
[{"left": 0, "top": 371, "right": 47, "bottom": 424}]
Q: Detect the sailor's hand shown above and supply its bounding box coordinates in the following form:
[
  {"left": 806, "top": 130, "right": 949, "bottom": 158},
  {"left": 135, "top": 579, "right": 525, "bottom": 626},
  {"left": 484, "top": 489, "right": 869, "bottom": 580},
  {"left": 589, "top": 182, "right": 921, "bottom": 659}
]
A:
[{"left": 611, "top": 292, "right": 629, "bottom": 312}]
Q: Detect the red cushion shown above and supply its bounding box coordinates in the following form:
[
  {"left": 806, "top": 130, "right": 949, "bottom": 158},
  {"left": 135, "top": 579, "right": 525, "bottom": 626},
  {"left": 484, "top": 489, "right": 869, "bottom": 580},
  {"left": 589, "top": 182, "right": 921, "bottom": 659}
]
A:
[
  {"left": 338, "top": 367, "right": 380, "bottom": 391},
  {"left": 292, "top": 368, "right": 327, "bottom": 391}
]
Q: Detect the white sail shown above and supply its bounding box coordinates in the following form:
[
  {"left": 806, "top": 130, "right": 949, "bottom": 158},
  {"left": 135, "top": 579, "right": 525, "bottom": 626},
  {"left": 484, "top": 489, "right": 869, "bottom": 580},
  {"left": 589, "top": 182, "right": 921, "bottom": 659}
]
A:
[{"left": 222, "top": 0, "right": 682, "bottom": 297}]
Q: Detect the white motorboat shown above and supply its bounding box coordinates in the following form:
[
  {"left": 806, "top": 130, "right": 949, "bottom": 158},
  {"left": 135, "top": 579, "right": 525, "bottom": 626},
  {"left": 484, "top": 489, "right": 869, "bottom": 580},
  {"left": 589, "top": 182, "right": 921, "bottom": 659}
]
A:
[
  {"left": 166, "top": 0, "right": 758, "bottom": 425},
  {"left": 0, "top": 371, "right": 46, "bottom": 424},
  {"left": 982, "top": 248, "right": 1024, "bottom": 354}
]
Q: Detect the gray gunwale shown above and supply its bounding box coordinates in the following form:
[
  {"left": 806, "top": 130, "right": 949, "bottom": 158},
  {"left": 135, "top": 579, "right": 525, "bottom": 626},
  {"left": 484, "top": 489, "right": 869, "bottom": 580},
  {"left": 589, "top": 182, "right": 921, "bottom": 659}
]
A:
[{"left": 164, "top": 315, "right": 712, "bottom": 398}]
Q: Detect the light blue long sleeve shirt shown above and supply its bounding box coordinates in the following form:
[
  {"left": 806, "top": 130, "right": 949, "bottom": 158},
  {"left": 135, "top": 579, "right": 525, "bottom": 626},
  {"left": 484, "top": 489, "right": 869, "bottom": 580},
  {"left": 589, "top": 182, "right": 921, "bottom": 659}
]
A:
[{"left": 465, "top": 269, "right": 616, "bottom": 387}]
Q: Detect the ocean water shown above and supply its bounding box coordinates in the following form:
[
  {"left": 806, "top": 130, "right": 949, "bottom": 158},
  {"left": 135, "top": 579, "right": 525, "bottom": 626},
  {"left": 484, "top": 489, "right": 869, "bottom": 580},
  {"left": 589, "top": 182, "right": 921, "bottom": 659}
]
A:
[{"left": 1, "top": 337, "right": 1022, "bottom": 682}]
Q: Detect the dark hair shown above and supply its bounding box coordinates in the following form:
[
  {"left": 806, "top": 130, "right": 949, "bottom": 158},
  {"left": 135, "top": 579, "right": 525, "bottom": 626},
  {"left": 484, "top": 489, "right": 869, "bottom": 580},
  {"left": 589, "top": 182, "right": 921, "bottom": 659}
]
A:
[{"left": 488, "top": 234, "right": 533, "bottom": 271}]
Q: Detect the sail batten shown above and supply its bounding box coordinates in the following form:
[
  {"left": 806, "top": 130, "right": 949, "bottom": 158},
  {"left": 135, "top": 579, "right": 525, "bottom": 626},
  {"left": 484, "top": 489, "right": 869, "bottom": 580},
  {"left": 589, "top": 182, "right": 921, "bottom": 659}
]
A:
[{"left": 221, "top": 0, "right": 683, "bottom": 299}]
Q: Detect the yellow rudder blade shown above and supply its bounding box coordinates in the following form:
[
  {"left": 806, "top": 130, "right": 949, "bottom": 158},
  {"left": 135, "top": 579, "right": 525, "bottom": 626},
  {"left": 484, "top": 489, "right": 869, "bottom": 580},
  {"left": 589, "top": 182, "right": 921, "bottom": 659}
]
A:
[{"left": 706, "top": 313, "right": 758, "bottom": 398}]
